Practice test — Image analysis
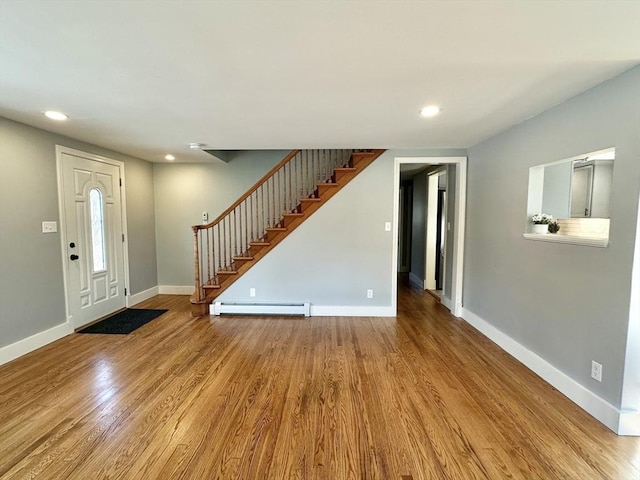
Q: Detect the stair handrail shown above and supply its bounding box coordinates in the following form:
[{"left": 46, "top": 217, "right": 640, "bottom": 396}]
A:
[{"left": 192, "top": 149, "right": 301, "bottom": 232}]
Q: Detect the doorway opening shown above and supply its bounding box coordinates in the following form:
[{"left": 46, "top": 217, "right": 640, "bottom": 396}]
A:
[{"left": 391, "top": 156, "right": 467, "bottom": 317}]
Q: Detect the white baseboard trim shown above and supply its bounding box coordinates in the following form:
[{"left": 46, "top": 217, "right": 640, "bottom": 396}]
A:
[
  {"left": 0, "top": 321, "right": 74, "bottom": 366},
  {"left": 618, "top": 411, "right": 640, "bottom": 436},
  {"left": 310, "top": 305, "right": 396, "bottom": 317},
  {"left": 409, "top": 273, "right": 424, "bottom": 289},
  {"left": 128, "top": 286, "right": 159, "bottom": 306},
  {"left": 210, "top": 303, "right": 396, "bottom": 317},
  {"left": 462, "top": 307, "right": 635, "bottom": 436},
  {"left": 158, "top": 285, "right": 194, "bottom": 295}
]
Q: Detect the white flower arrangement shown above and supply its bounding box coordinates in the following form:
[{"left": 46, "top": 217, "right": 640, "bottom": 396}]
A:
[{"left": 532, "top": 213, "right": 554, "bottom": 225}]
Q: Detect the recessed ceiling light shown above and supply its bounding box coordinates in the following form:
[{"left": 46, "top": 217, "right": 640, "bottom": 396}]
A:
[
  {"left": 165, "top": 154, "right": 175, "bottom": 161},
  {"left": 44, "top": 110, "right": 68, "bottom": 121},
  {"left": 420, "top": 105, "right": 440, "bottom": 118}
]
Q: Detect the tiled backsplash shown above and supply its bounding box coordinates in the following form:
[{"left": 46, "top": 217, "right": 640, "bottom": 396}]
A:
[{"left": 556, "top": 218, "right": 610, "bottom": 239}]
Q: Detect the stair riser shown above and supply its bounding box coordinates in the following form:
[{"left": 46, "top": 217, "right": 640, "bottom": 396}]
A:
[
  {"left": 299, "top": 200, "right": 321, "bottom": 213},
  {"left": 282, "top": 215, "right": 303, "bottom": 228},
  {"left": 249, "top": 244, "right": 267, "bottom": 254},
  {"left": 217, "top": 276, "right": 236, "bottom": 286},
  {"left": 334, "top": 170, "right": 356, "bottom": 183},
  {"left": 233, "top": 259, "right": 252, "bottom": 269},
  {"left": 350, "top": 153, "right": 370, "bottom": 167},
  {"left": 317, "top": 184, "right": 339, "bottom": 197},
  {"left": 191, "top": 302, "right": 209, "bottom": 317},
  {"left": 264, "top": 230, "right": 287, "bottom": 242}
]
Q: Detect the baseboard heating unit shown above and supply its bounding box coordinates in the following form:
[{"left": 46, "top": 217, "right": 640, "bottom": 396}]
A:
[{"left": 212, "top": 302, "right": 311, "bottom": 317}]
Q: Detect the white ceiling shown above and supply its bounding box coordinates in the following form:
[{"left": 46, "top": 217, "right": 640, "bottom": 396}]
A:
[{"left": 1, "top": 1, "right": 639, "bottom": 163}]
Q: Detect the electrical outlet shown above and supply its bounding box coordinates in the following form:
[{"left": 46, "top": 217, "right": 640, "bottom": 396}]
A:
[
  {"left": 249, "top": 288, "right": 256, "bottom": 297},
  {"left": 202, "top": 212, "right": 208, "bottom": 222},
  {"left": 591, "top": 361, "right": 602, "bottom": 382},
  {"left": 42, "top": 221, "right": 57, "bottom": 233},
  {"left": 367, "top": 289, "right": 373, "bottom": 299}
]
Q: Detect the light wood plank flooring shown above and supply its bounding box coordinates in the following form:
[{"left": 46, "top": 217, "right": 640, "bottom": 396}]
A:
[{"left": 1, "top": 282, "right": 638, "bottom": 479}]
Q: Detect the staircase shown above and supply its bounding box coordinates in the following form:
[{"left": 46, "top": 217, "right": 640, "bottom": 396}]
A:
[{"left": 190, "top": 148, "right": 386, "bottom": 316}]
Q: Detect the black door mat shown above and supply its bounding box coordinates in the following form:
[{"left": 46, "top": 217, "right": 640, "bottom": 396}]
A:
[{"left": 77, "top": 308, "right": 168, "bottom": 334}]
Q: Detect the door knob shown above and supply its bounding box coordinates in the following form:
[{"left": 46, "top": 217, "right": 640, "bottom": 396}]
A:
[{"left": 70, "top": 254, "right": 79, "bottom": 261}]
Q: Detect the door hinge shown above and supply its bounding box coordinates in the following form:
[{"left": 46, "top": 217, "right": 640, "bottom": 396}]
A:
[
  {"left": 122, "top": 233, "right": 125, "bottom": 242},
  {"left": 119, "top": 178, "right": 122, "bottom": 187},
  {"left": 125, "top": 288, "right": 127, "bottom": 296}
]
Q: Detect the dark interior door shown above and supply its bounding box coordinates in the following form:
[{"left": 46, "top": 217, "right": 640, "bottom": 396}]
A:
[{"left": 435, "top": 189, "right": 445, "bottom": 290}]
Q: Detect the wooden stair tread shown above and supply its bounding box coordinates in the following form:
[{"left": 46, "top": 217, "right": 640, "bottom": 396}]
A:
[
  {"left": 334, "top": 167, "right": 356, "bottom": 172},
  {"left": 233, "top": 256, "right": 254, "bottom": 260},
  {"left": 203, "top": 277, "right": 221, "bottom": 290},
  {"left": 266, "top": 227, "right": 287, "bottom": 232},
  {"left": 249, "top": 241, "right": 271, "bottom": 246},
  {"left": 283, "top": 213, "right": 303, "bottom": 217},
  {"left": 300, "top": 197, "right": 322, "bottom": 202},
  {"left": 352, "top": 152, "right": 375, "bottom": 158},
  {"left": 218, "top": 270, "right": 238, "bottom": 275}
]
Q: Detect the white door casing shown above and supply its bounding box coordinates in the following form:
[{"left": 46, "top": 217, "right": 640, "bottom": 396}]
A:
[
  {"left": 425, "top": 173, "right": 439, "bottom": 290},
  {"left": 57, "top": 147, "right": 128, "bottom": 328}
]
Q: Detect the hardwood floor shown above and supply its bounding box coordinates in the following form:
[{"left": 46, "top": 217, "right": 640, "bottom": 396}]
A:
[{"left": 1, "top": 284, "right": 638, "bottom": 479}]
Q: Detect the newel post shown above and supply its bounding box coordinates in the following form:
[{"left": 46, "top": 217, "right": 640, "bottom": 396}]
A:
[{"left": 193, "top": 226, "right": 202, "bottom": 302}]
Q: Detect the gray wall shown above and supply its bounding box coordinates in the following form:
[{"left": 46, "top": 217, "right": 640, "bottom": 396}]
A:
[
  {"left": 217, "top": 151, "right": 395, "bottom": 306},
  {"left": 443, "top": 164, "right": 456, "bottom": 300},
  {"left": 123, "top": 157, "right": 158, "bottom": 294},
  {"left": 464, "top": 66, "right": 640, "bottom": 408},
  {"left": 410, "top": 172, "right": 427, "bottom": 283},
  {"left": 0, "top": 117, "right": 157, "bottom": 347},
  {"left": 397, "top": 182, "right": 412, "bottom": 272},
  {"left": 153, "top": 151, "right": 289, "bottom": 286}
]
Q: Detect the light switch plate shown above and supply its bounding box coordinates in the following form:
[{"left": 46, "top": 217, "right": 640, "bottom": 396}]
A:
[
  {"left": 42, "top": 221, "right": 57, "bottom": 233},
  {"left": 384, "top": 222, "right": 391, "bottom": 231}
]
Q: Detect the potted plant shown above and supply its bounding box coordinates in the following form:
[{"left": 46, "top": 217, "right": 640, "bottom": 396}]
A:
[
  {"left": 531, "top": 213, "right": 553, "bottom": 234},
  {"left": 548, "top": 220, "right": 560, "bottom": 234}
]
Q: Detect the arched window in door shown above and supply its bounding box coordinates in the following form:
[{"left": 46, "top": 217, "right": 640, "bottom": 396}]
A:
[{"left": 89, "top": 188, "right": 106, "bottom": 272}]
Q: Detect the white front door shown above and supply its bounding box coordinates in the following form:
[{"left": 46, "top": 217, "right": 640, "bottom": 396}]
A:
[{"left": 59, "top": 150, "right": 126, "bottom": 328}]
